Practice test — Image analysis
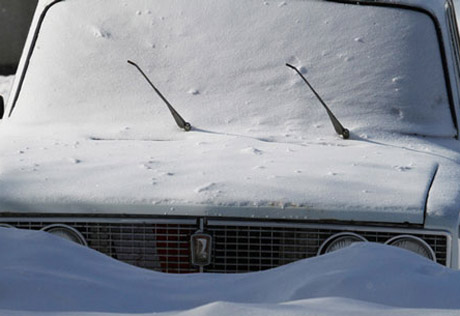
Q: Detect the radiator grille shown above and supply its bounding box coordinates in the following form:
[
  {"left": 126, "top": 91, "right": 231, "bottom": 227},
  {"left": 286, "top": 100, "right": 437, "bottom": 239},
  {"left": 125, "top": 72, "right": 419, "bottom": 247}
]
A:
[
  {"left": 2, "top": 219, "right": 449, "bottom": 273},
  {"left": 204, "top": 224, "right": 448, "bottom": 272},
  {"left": 8, "top": 221, "right": 198, "bottom": 273}
]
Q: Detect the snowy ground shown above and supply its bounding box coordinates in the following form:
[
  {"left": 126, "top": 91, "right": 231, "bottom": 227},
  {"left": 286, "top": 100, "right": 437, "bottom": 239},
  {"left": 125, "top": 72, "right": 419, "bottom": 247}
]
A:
[{"left": 0, "top": 228, "right": 460, "bottom": 316}]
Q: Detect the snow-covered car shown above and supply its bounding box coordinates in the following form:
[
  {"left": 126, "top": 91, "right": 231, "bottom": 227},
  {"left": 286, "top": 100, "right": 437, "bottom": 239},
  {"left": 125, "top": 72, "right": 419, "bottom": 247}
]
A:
[{"left": 0, "top": 0, "right": 460, "bottom": 272}]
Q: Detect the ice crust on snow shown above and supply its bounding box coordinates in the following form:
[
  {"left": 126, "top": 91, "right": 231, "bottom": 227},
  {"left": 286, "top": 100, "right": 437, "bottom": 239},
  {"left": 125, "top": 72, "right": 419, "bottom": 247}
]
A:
[{"left": 0, "top": 228, "right": 459, "bottom": 315}]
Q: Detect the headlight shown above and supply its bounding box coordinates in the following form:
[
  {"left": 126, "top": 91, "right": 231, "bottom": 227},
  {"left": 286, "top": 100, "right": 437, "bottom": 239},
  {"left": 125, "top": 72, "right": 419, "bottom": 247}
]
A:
[
  {"left": 41, "top": 224, "right": 87, "bottom": 246},
  {"left": 318, "top": 232, "right": 367, "bottom": 255},
  {"left": 385, "top": 235, "right": 436, "bottom": 261}
]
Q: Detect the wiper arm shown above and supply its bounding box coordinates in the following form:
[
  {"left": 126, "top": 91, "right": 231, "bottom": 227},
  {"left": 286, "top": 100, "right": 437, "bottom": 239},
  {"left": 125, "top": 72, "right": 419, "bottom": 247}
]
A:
[
  {"left": 286, "top": 63, "right": 349, "bottom": 139},
  {"left": 127, "top": 60, "right": 191, "bottom": 131}
]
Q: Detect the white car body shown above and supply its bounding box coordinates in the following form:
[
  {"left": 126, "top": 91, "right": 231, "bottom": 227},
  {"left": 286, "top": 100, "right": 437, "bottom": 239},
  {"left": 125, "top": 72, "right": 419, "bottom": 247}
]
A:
[{"left": 1, "top": 0, "right": 460, "bottom": 271}]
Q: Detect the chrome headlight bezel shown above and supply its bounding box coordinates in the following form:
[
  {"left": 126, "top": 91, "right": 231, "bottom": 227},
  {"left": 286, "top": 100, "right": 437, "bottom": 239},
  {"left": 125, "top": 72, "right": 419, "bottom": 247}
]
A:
[
  {"left": 318, "top": 232, "right": 367, "bottom": 255},
  {"left": 41, "top": 224, "right": 87, "bottom": 246},
  {"left": 385, "top": 234, "right": 436, "bottom": 261}
]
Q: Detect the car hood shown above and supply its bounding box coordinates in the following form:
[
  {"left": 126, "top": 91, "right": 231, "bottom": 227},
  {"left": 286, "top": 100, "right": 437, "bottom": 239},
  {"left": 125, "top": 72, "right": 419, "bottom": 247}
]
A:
[{"left": 0, "top": 130, "right": 443, "bottom": 224}]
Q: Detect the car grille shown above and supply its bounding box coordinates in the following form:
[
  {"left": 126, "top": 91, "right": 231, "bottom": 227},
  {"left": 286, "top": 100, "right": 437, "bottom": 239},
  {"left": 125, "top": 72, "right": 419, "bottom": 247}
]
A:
[
  {"left": 205, "top": 223, "right": 448, "bottom": 272},
  {"left": 3, "top": 218, "right": 449, "bottom": 272},
  {"left": 8, "top": 220, "right": 199, "bottom": 273},
  {"left": 85, "top": 222, "right": 199, "bottom": 273}
]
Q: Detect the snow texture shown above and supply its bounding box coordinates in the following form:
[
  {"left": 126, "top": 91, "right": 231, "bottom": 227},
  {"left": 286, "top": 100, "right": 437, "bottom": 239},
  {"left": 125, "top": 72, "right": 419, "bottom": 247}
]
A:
[{"left": 1, "top": 228, "right": 460, "bottom": 316}]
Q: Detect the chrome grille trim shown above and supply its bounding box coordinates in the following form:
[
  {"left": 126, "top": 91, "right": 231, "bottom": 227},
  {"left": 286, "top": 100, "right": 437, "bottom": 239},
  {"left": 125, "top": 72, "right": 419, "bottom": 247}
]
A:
[
  {"left": 0, "top": 217, "right": 197, "bottom": 225},
  {"left": 0, "top": 217, "right": 451, "bottom": 272}
]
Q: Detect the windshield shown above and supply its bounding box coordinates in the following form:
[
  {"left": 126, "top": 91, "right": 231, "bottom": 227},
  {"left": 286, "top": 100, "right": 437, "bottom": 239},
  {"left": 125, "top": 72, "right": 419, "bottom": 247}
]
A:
[{"left": 9, "top": 0, "right": 456, "bottom": 140}]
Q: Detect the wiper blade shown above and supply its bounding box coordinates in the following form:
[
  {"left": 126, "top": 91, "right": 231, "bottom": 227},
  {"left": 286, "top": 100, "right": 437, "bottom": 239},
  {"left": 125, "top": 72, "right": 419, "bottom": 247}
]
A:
[
  {"left": 286, "top": 63, "right": 349, "bottom": 139},
  {"left": 127, "top": 60, "right": 191, "bottom": 131}
]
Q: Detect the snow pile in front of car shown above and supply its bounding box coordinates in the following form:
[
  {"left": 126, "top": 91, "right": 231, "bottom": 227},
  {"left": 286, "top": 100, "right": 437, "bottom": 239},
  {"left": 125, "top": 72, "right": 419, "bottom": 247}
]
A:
[
  {"left": 0, "top": 227, "right": 458, "bottom": 315},
  {"left": 8, "top": 0, "right": 456, "bottom": 139}
]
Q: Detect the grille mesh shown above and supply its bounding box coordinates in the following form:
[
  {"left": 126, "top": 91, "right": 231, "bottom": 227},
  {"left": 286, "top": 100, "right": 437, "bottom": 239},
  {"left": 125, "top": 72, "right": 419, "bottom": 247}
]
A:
[
  {"left": 8, "top": 221, "right": 198, "bottom": 273},
  {"left": 85, "top": 223, "right": 198, "bottom": 273},
  {"left": 2, "top": 219, "right": 448, "bottom": 273},
  {"left": 205, "top": 225, "right": 447, "bottom": 272}
]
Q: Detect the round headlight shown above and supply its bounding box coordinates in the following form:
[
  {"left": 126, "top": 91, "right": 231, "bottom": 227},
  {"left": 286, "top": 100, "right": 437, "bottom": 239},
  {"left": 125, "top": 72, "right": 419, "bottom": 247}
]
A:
[
  {"left": 318, "top": 232, "right": 367, "bottom": 255},
  {"left": 41, "top": 224, "right": 87, "bottom": 246},
  {"left": 385, "top": 235, "right": 436, "bottom": 261}
]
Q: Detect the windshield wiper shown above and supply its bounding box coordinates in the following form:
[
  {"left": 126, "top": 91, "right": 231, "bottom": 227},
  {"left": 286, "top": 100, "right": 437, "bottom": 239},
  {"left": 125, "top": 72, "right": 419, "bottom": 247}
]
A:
[
  {"left": 286, "top": 63, "right": 349, "bottom": 139},
  {"left": 127, "top": 60, "right": 191, "bottom": 131}
]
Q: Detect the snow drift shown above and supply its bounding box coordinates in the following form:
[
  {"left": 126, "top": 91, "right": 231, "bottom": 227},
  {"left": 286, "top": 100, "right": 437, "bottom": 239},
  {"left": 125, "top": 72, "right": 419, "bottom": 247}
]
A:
[{"left": 0, "top": 227, "right": 459, "bottom": 315}]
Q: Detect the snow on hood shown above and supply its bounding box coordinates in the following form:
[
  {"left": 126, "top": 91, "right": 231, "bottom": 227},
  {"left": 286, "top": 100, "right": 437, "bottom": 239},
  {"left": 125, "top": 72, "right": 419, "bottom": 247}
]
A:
[
  {"left": 0, "top": 129, "right": 443, "bottom": 223},
  {"left": 0, "top": 228, "right": 459, "bottom": 314}
]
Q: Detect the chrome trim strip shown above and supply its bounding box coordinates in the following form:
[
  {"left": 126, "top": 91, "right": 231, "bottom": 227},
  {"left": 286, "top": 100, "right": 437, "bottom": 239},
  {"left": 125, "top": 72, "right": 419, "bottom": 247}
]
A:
[
  {"left": 207, "top": 220, "right": 441, "bottom": 234},
  {"left": 0, "top": 202, "right": 426, "bottom": 224},
  {"left": 0, "top": 217, "right": 197, "bottom": 225}
]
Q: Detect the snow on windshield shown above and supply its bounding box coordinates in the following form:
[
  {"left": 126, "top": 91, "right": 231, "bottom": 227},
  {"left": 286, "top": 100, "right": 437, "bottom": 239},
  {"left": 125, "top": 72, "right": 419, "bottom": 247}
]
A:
[{"left": 10, "top": 0, "right": 456, "bottom": 139}]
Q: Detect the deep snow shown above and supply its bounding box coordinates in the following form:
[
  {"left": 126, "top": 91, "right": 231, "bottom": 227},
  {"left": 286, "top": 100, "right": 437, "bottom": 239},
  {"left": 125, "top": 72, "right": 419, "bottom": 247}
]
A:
[{"left": 0, "top": 227, "right": 460, "bottom": 316}]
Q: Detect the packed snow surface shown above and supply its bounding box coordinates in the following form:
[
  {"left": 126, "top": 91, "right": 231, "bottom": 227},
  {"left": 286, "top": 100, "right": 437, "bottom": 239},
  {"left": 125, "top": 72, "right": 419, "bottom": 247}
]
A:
[{"left": 1, "top": 228, "right": 460, "bottom": 316}]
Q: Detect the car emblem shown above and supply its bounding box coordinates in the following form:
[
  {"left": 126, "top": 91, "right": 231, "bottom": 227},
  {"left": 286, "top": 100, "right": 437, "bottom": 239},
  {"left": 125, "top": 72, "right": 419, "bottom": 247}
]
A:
[{"left": 191, "top": 232, "right": 212, "bottom": 266}]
